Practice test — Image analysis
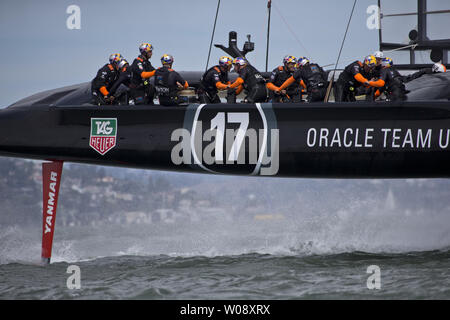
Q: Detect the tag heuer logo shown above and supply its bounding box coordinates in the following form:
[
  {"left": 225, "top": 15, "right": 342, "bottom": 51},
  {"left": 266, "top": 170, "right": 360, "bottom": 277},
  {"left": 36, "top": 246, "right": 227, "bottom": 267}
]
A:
[{"left": 89, "top": 118, "right": 117, "bottom": 155}]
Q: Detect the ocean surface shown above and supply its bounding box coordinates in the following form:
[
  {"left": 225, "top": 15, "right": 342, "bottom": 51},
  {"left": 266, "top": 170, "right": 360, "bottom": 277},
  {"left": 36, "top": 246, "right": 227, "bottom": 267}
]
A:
[{"left": 1, "top": 212, "right": 450, "bottom": 300}]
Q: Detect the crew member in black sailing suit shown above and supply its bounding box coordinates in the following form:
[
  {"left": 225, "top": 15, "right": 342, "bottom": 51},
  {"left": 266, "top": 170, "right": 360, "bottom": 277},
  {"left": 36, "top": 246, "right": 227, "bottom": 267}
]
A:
[
  {"left": 275, "top": 57, "right": 328, "bottom": 102},
  {"left": 109, "top": 59, "right": 132, "bottom": 105},
  {"left": 197, "top": 56, "right": 233, "bottom": 104},
  {"left": 364, "top": 51, "right": 384, "bottom": 101},
  {"left": 228, "top": 57, "right": 267, "bottom": 103},
  {"left": 371, "top": 57, "right": 407, "bottom": 101},
  {"left": 334, "top": 55, "right": 380, "bottom": 102},
  {"left": 154, "top": 54, "right": 189, "bottom": 106},
  {"left": 404, "top": 63, "right": 447, "bottom": 82},
  {"left": 129, "top": 43, "right": 156, "bottom": 105},
  {"left": 266, "top": 55, "right": 301, "bottom": 103},
  {"left": 91, "top": 53, "right": 122, "bottom": 106}
]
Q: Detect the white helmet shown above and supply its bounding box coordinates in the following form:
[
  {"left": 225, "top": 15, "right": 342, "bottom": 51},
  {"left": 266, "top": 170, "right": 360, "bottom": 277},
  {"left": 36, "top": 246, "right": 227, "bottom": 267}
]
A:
[
  {"left": 297, "top": 56, "right": 309, "bottom": 66},
  {"left": 432, "top": 63, "right": 447, "bottom": 73},
  {"left": 161, "top": 54, "right": 174, "bottom": 65},
  {"left": 109, "top": 53, "right": 122, "bottom": 65},
  {"left": 373, "top": 51, "right": 384, "bottom": 59},
  {"left": 233, "top": 57, "right": 247, "bottom": 66}
]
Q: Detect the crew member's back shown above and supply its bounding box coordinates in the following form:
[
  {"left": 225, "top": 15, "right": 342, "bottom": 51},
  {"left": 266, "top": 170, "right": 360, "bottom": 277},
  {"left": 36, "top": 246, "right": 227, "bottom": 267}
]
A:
[{"left": 229, "top": 57, "right": 267, "bottom": 103}]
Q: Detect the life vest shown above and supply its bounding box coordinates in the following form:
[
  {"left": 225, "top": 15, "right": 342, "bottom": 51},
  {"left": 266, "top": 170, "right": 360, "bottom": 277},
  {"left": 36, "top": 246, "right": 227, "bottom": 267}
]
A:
[
  {"left": 241, "top": 65, "right": 266, "bottom": 91},
  {"left": 130, "top": 55, "right": 154, "bottom": 86},
  {"left": 270, "top": 66, "right": 293, "bottom": 87},
  {"left": 91, "top": 64, "right": 118, "bottom": 92},
  {"left": 303, "top": 64, "right": 327, "bottom": 89},
  {"left": 200, "top": 66, "right": 227, "bottom": 94}
]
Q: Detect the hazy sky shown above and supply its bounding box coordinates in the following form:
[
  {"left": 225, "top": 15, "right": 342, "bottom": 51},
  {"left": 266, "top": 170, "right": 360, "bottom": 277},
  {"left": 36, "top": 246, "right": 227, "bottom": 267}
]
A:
[{"left": 0, "top": 0, "right": 448, "bottom": 107}]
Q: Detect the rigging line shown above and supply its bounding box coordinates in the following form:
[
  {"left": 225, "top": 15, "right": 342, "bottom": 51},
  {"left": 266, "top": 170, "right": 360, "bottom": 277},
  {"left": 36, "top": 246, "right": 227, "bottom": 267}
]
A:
[
  {"left": 205, "top": 0, "right": 221, "bottom": 72},
  {"left": 325, "top": 44, "right": 417, "bottom": 70},
  {"left": 324, "top": 0, "right": 358, "bottom": 102},
  {"left": 265, "top": 0, "right": 272, "bottom": 72},
  {"left": 324, "top": 44, "right": 418, "bottom": 72},
  {"left": 272, "top": 2, "right": 312, "bottom": 59},
  {"left": 418, "top": 49, "right": 429, "bottom": 64}
]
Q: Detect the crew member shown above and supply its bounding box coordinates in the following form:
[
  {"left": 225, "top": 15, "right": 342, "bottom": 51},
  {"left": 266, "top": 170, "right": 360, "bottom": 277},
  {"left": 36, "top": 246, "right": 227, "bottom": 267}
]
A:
[
  {"left": 275, "top": 57, "right": 328, "bottom": 102},
  {"left": 91, "top": 53, "right": 122, "bottom": 106},
  {"left": 109, "top": 59, "right": 132, "bottom": 105},
  {"left": 266, "top": 56, "right": 302, "bottom": 103},
  {"left": 130, "top": 43, "right": 156, "bottom": 105},
  {"left": 334, "top": 55, "right": 379, "bottom": 102},
  {"left": 371, "top": 51, "right": 384, "bottom": 81},
  {"left": 404, "top": 63, "right": 447, "bottom": 82},
  {"left": 154, "top": 54, "right": 189, "bottom": 106},
  {"left": 371, "top": 57, "right": 407, "bottom": 101},
  {"left": 197, "top": 56, "right": 233, "bottom": 104},
  {"left": 228, "top": 57, "right": 267, "bottom": 103}
]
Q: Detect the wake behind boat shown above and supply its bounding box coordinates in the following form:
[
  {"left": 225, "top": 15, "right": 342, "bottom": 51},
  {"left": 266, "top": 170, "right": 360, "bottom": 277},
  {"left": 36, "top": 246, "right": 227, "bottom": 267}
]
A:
[{"left": 2, "top": 99, "right": 450, "bottom": 178}]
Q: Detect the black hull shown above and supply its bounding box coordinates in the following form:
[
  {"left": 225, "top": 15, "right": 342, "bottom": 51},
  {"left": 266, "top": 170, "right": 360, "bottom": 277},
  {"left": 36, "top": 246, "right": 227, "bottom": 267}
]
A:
[{"left": 1, "top": 101, "right": 450, "bottom": 178}]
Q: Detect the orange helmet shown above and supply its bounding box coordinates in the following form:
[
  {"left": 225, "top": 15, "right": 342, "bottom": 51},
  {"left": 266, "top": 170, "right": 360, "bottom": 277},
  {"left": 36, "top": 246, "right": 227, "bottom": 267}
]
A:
[
  {"left": 219, "top": 56, "right": 233, "bottom": 67},
  {"left": 233, "top": 57, "right": 247, "bottom": 66},
  {"left": 432, "top": 63, "right": 447, "bottom": 73},
  {"left": 364, "top": 55, "right": 377, "bottom": 68},
  {"left": 161, "top": 54, "right": 174, "bottom": 65},
  {"left": 109, "top": 53, "right": 122, "bottom": 65}
]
